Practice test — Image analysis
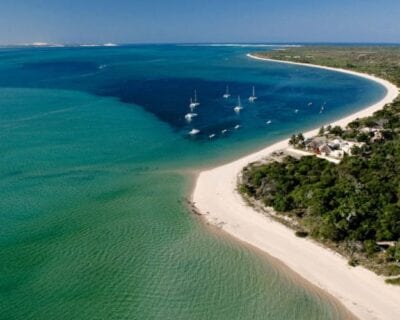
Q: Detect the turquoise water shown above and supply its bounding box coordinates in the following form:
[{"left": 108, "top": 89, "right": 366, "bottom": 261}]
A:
[{"left": 0, "top": 45, "right": 386, "bottom": 319}]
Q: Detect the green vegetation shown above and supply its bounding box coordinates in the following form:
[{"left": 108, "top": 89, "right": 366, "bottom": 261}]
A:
[
  {"left": 241, "top": 46, "right": 400, "bottom": 279},
  {"left": 385, "top": 277, "right": 400, "bottom": 285},
  {"left": 289, "top": 133, "right": 305, "bottom": 147},
  {"left": 329, "top": 125, "right": 344, "bottom": 137},
  {"left": 257, "top": 46, "right": 400, "bottom": 87}
]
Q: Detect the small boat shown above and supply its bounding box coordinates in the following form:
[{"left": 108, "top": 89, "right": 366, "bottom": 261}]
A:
[
  {"left": 184, "top": 113, "right": 198, "bottom": 121},
  {"left": 221, "top": 129, "right": 228, "bottom": 134},
  {"left": 266, "top": 120, "right": 272, "bottom": 124},
  {"left": 234, "top": 124, "right": 240, "bottom": 130},
  {"left": 308, "top": 102, "right": 313, "bottom": 106},
  {"left": 189, "top": 97, "right": 199, "bottom": 111},
  {"left": 223, "top": 86, "right": 231, "bottom": 99},
  {"left": 234, "top": 96, "right": 243, "bottom": 113},
  {"left": 189, "top": 90, "right": 200, "bottom": 109},
  {"left": 248, "top": 86, "right": 257, "bottom": 102},
  {"left": 209, "top": 134, "right": 216, "bottom": 139},
  {"left": 189, "top": 128, "right": 200, "bottom": 135},
  {"left": 294, "top": 109, "right": 299, "bottom": 113}
]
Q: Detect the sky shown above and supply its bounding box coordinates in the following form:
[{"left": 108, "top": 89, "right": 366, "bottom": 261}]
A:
[{"left": 0, "top": 0, "right": 399, "bottom": 44}]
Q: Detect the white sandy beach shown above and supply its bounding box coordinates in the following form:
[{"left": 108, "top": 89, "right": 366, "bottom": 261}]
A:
[{"left": 193, "top": 54, "right": 400, "bottom": 320}]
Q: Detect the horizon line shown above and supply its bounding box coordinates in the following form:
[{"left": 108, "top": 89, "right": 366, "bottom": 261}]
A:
[{"left": 1, "top": 41, "right": 400, "bottom": 48}]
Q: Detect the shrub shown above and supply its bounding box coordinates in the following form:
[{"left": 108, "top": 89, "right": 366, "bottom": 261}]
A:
[{"left": 348, "top": 257, "right": 359, "bottom": 267}]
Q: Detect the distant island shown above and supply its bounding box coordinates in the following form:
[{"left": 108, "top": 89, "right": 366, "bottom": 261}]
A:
[{"left": 193, "top": 46, "right": 400, "bottom": 320}]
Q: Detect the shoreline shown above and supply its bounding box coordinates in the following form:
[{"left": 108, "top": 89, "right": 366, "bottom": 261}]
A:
[{"left": 192, "top": 54, "right": 400, "bottom": 319}]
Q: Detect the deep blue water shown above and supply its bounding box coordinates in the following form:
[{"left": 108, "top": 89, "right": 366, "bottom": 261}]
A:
[{"left": 0, "top": 45, "right": 385, "bottom": 143}]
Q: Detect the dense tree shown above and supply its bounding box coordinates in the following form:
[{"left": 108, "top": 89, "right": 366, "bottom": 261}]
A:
[
  {"left": 329, "top": 125, "right": 344, "bottom": 136},
  {"left": 241, "top": 133, "right": 400, "bottom": 244}
]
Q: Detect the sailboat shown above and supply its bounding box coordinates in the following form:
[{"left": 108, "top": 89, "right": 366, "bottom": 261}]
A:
[
  {"left": 223, "top": 85, "right": 231, "bottom": 99},
  {"left": 189, "top": 90, "right": 200, "bottom": 110},
  {"left": 248, "top": 86, "right": 257, "bottom": 102},
  {"left": 319, "top": 102, "right": 326, "bottom": 113},
  {"left": 189, "top": 128, "right": 200, "bottom": 135},
  {"left": 189, "top": 98, "right": 194, "bottom": 111},
  {"left": 234, "top": 96, "right": 243, "bottom": 113},
  {"left": 185, "top": 112, "right": 198, "bottom": 121}
]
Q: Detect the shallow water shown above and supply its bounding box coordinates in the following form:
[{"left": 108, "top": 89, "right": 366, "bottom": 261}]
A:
[{"left": 0, "top": 45, "right": 386, "bottom": 319}]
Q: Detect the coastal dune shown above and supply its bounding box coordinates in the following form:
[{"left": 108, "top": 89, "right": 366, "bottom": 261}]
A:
[{"left": 193, "top": 54, "right": 400, "bottom": 320}]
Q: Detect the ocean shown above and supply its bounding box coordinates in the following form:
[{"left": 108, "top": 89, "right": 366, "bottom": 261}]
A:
[{"left": 0, "top": 44, "right": 386, "bottom": 319}]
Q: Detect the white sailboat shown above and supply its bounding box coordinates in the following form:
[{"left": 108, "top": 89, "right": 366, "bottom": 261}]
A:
[
  {"left": 189, "top": 98, "right": 195, "bottom": 111},
  {"left": 189, "top": 128, "right": 200, "bottom": 135},
  {"left": 209, "top": 133, "right": 216, "bottom": 139},
  {"left": 223, "top": 85, "right": 231, "bottom": 99},
  {"left": 266, "top": 120, "right": 272, "bottom": 124},
  {"left": 248, "top": 86, "right": 257, "bottom": 102},
  {"left": 184, "top": 113, "right": 198, "bottom": 121},
  {"left": 189, "top": 90, "right": 200, "bottom": 110},
  {"left": 234, "top": 124, "right": 240, "bottom": 129},
  {"left": 234, "top": 96, "right": 243, "bottom": 113}
]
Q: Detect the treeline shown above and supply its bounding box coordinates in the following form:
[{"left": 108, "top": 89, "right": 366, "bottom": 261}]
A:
[{"left": 257, "top": 46, "right": 400, "bottom": 87}]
